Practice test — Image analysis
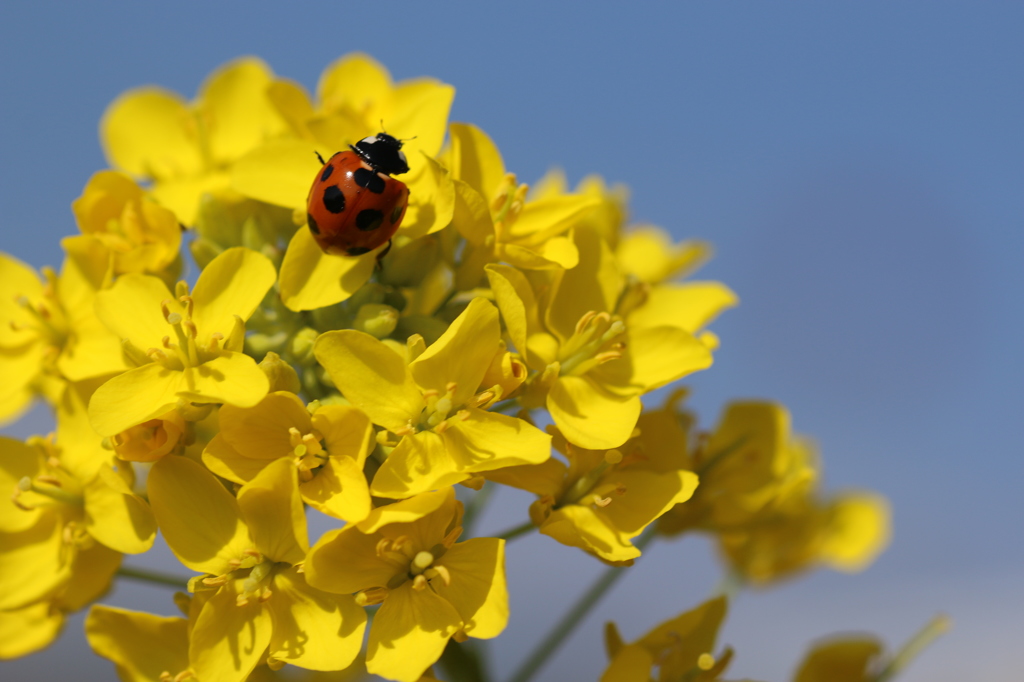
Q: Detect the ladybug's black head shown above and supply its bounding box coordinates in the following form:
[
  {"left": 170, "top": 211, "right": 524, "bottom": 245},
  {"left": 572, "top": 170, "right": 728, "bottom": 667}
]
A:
[{"left": 350, "top": 133, "right": 410, "bottom": 176}]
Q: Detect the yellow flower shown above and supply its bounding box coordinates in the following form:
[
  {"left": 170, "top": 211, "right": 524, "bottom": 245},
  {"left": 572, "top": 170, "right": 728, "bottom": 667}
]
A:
[
  {"left": 0, "top": 241, "right": 127, "bottom": 423},
  {"left": 314, "top": 298, "right": 551, "bottom": 499},
  {"left": 203, "top": 391, "right": 375, "bottom": 523},
  {"left": 231, "top": 54, "right": 456, "bottom": 311},
  {"left": 85, "top": 605, "right": 192, "bottom": 682},
  {"left": 72, "top": 170, "right": 183, "bottom": 277},
  {"left": 87, "top": 246, "right": 275, "bottom": 436},
  {"left": 147, "top": 455, "right": 366, "bottom": 680},
  {"left": 487, "top": 227, "right": 714, "bottom": 449},
  {"left": 305, "top": 488, "right": 507, "bottom": 682},
  {"left": 487, "top": 423, "right": 698, "bottom": 563},
  {"left": 102, "top": 57, "right": 290, "bottom": 225},
  {"left": 602, "top": 597, "right": 732, "bottom": 682},
  {"left": 446, "top": 123, "right": 598, "bottom": 290}
]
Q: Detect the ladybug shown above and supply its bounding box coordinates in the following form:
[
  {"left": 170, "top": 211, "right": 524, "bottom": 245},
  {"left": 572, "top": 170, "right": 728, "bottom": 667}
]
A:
[{"left": 306, "top": 132, "right": 411, "bottom": 262}]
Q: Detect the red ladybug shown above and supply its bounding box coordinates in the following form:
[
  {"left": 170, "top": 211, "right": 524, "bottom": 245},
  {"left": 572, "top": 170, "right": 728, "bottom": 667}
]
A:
[{"left": 306, "top": 132, "right": 410, "bottom": 261}]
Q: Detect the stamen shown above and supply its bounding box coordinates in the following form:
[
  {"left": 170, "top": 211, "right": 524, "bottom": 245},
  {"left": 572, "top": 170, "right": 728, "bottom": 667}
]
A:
[{"left": 355, "top": 586, "right": 388, "bottom": 606}]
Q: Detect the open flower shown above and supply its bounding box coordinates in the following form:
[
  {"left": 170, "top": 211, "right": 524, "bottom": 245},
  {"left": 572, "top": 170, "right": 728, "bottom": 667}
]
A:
[
  {"left": 203, "top": 391, "right": 375, "bottom": 523},
  {"left": 147, "top": 455, "right": 366, "bottom": 680},
  {"left": 487, "top": 227, "right": 716, "bottom": 449},
  {"left": 314, "top": 297, "right": 551, "bottom": 498},
  {"left": 88, "top": 247, "right": 275, "bottom": 436},
  {"left": 305, "top": 488, "right": 507, "bottom": 682},
  {"left": 102, "top": 57, "right": 290, "bottom": 225}
]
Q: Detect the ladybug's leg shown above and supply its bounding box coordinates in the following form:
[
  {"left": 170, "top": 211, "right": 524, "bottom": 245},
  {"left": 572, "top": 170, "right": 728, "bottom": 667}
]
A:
[{"left": 375, "top": 239, "right": 393, "bottom": 271}]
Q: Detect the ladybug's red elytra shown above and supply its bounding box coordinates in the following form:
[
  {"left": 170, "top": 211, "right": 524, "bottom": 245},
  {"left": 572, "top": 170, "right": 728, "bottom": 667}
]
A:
[{"left": 306, "top": 132, "right": 411, "bottom": 263}]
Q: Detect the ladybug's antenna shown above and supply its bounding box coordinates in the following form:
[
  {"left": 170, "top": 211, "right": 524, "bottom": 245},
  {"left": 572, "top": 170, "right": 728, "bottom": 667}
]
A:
[{"left": 315, "top": 150, "right": 326, "bottom": 165}]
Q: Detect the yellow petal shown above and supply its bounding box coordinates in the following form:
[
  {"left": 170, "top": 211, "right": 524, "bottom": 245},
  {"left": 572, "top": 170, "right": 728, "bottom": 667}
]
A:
[
  {"left": 355, "top": 488, "right": 453, "bottom": 534},
  {"left": 794, "top": 636, "right": 883, "bottom": 682},
  {"left": 317, "top": 53, "right": 392, "bottom": 114},
  {"left": 191, "top": 247, "right": 277, "bottom": 342},
  {"left": 88, "top": 363, "right": 183, "bottom": 437},
  {"left": 638, "top": 596, "right": 727, "bottom": 668},
  {"left": 0, "top": 437, "right": 42, "bottom": 532},
  {"left": 314, "top": 404, "right": 374, "bottom": 467},
  {"left": 147, "top": 455, "right": 251, "bottom": 575},
  {"left": 305, "top": 526, "right": 398, "bottom": 594},
  {"left": 442, "top": 409, "right": 552, "bottom": 473},
  {"left": 452, "top": 180, "right": 496, "bottom": 246},
  {"left": 616, "top": 227, "right": 711, "bottom": 283},
  {"left": 190, "top": 579, "right": 273, "bottom": 682},
  {"left": 0, "top": 252, "right": 43, "bottom": 349},
  {"left": 596, "top": 469, "right": 698, "bottom": 538},
  {"left": 507, "top": 194, "right": 599, "bottom": 243},
  {"left": 430, "top": 538, "right": 508, "bottom": 639},
  {"left": 94, "top": 272, "right": 182, "bottom": 352},
  {"left": 540, "top": 505, "right": 638, "bottom": 562},
  {"left": 0, "top": 601, "right": 63, "bottom": 659},
  {"left": 101, "top": 87, "right": 202, "bottom": 179},
  {"left": 627, "top": 282, "right": 738, "bottom": 333},
  {"left": 301, "top": 455, "right": 372, "bottom": 524},
  {"left": 278, "top": 227, "right": 377, "bottom": 311},
  {"left": 315, "top": 330, "right": 422, "bottom": 432},
  {"left": 59, "top": 542, "right": 121, "bottom": 611},
  {"left": 401, "top": 154, "right": 456, "bottom": 239},
  {"left": 601, "top": 643, "right": 654, "bottom": 682},
  {"left": 448, "top": 123, "right": 506, "bottom": 199},
  {"left": 237, "top": 458, "right": 308, "bottom": 565},
  {"left": 220, "top": 391, "right": 311, "bottom": 460},
  {"left": 367, "top": 584, "right": 462, "bottom": 682},
  {"left": 85, "top": 606, "right": 190, "bottom": 681},
  {"left": 232, "top": 138, "right": 322, "bottom": 208},
  {"left": 176, "top": 352, "right": 271, "bottom": 409},
  {"left": 82, "top": 465, "right": 157, "bottom": 554},
  {"left": 483, "top": 458, "right": 567, "bottom": 497},
  {"left": 199, "top": 57, "right": 283, "bottom": 164},
  {"left": 546, "top": 228, "right": 623, "bottom": 342},
  {"left": 386, "top": 80, "right": 455, "bottom": 159},
  {"left": 409, "top": 298, "right": 500, "bottom": 408},
  {"left": 370, "top": 430, "right": 461, "bottom": 498},
  {"left": 202, "top": 433, "right": 269, "bottom": 484},
  {"left": 485, "top": 264, "right": 553, "bottom": 368},
  {"left": 266, "top": 566, "right": 366, "bottom": 671},
  {"left": 590, "top": 326, "right": 713, "bottom": 397},
  {"left": 547, "top": 376, "right": 640, "bottom": 450},
  {"left": 0, "top": 516, "right": 70, "bottom": 611}
]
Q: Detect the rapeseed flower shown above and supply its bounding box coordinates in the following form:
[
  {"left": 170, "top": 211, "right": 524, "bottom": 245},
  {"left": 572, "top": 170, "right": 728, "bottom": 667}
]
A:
[{"left": 305, "top": 488, "right": 507, "bottom": 682}]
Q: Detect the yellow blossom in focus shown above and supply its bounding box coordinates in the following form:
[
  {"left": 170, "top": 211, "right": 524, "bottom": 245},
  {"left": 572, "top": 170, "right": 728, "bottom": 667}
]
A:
[
  {"left": 487, "top": 424, "right": 698, "bottom": 563},
  {"left": 102, "top": 57, "right": 290, "bottom": 225},
  {"left": 147, "top": 455, "right": 366, "bottom": 681},
  {"left": 305, "top": 488, "right": 507, "bottom": 682},
  {"left": 203, "top": 391, "right": 375, "bottom": 523},
  {"left": 88, "top": 247, "right": 275, "bottom": 436},
  {"left": 314, "top": 298, "right": 551, "bottom": 498},
  {"left": 72, "top": 170, "right": 183, "bottom": 277}
]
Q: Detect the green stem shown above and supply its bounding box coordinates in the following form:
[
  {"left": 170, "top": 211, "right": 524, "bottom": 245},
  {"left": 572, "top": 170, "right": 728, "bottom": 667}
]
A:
[
  {"left": 506, "top": 530, "right": 657, "bottom": 682},
  {"left": 117, "top": 565, "right": 190, "bottom": 590},
  {"left": 874, "top": 614, "right": 951, "bottom": 682},
  {"left": 495, "top": 520, "right": 535, "bottom": 542}
]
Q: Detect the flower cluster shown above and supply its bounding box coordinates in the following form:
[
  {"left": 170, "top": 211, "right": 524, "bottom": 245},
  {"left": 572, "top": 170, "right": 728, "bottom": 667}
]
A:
[{"left": 0, "top": 55, "right": 932, "bottom": 682}]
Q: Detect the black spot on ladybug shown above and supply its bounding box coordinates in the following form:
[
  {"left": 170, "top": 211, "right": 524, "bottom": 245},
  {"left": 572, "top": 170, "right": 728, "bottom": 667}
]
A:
[
  {"left": 307, "top": 213, "right": 320, "bottom": 234},
  {"left": 320, "top": 164, "right": 334, "bottom": 182},
  {"left": 345, "top": 246, "right": 372, "bottom": 256},
  {"left": 353, "top": 168, "right": 386, "bottom": 194},
  {"left": 390, "top": 204, "right": 403, "bottom": 224},
  {"left": 356, "top": 209, "right": 384, "bottom": 231},
  {"left": 323, "top": 185, "right": 346, "bottom": 214}
]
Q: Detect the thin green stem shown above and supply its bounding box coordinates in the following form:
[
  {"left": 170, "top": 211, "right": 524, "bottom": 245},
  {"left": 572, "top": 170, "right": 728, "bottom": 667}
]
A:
[
  {"left": 117, "top": 565, "right": 190, "bottom": 590},
  {"left": 506, "top": 530, "right": 657, "bottom": 682},
  {"left": 494, "top": 520, "right": 535, "bottom": 542},
  {"left": 874, "top": 614, "right": 951, "bottom": 682}
]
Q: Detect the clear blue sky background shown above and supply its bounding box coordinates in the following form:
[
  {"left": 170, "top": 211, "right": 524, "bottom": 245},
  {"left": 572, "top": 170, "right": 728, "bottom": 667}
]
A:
[{"left": 1, "top": 2, "right": 1021, "bottom": 681}]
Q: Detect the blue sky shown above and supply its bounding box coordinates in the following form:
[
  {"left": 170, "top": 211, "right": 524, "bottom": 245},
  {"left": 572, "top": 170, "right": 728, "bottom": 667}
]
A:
[{"left": 1, "top": 2, "right": 1022, "bottom": 680}]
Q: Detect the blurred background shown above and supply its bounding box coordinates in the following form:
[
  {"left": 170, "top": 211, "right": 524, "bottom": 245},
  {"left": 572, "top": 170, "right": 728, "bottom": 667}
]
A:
[{"left": 1, "top": 2, "right": 1021, "bottom": 680}]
